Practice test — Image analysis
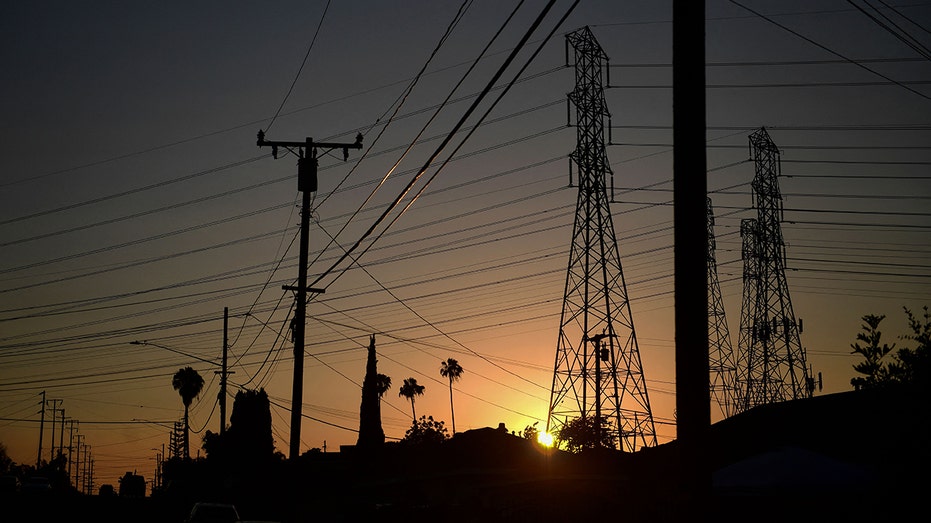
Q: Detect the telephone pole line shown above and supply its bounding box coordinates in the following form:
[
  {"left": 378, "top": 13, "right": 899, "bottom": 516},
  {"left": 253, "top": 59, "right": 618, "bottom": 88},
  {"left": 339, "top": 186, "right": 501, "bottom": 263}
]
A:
[
  {"left": 74, "top": 435, "right": 84, "bottom": 489},
  {"left": 47, "top": 398, "right": 62, "bottom": 462},
  {"left": 257, "top": 130, "right": 362, "bottom": 460},
  {"left": 57, "top": 408, "right": 66, "bottom": 461},
  {"left": 67, "top": 420, "right": 77, "bottom": 481}
]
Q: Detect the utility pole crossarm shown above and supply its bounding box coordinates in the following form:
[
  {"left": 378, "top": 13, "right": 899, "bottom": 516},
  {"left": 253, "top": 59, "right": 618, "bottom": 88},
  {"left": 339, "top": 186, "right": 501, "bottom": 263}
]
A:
[
  {"left": 256, "top": 130, "right": 363, "bottom": 160},
  {"left": 256, "top": 128, "right": 363, "bottom": 461}
]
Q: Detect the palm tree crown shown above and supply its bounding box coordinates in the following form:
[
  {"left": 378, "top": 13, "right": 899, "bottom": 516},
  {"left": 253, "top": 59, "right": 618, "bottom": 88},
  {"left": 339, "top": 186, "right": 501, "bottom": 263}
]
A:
[
  {"left": 375, "top": 373, "right": 392, "bottom": 399},
  {"left": 172, "top": 366, "right": 204, "bottom": 459},
  {"left": 398, "top": 377, "right": 425, "bottom": 421},
  {"left": 440, "top": 358, "right": 464, "bottom": 434}
]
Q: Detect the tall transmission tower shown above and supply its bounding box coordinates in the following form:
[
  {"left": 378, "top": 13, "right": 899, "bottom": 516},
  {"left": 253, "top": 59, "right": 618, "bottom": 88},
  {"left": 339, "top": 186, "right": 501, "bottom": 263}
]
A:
[
  {"left": 546, "top": 26, "right": 656, "bottom": 452},
  {"left": 707, "top": 197, "right": 738, "bottom": 419},
  {"left": 735, "top": 127, "right": 813, "bottom": 411}
]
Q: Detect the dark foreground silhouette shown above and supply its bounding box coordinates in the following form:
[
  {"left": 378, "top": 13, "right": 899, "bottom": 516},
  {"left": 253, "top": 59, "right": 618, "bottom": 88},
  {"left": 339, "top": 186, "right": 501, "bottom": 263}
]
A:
[{"left": 6, "top": 385, "right": 928, "bottom": 523}]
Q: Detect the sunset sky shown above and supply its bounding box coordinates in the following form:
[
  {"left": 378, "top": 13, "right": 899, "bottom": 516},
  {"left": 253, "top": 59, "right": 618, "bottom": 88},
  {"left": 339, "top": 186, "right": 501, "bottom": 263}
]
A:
[{"left": 2, "top": 1, "right": 929, "bottom": 487}]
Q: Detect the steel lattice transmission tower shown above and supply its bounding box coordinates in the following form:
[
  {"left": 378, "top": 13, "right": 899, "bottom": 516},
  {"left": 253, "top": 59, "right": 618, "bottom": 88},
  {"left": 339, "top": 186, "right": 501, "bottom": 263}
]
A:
[
  {"left": 546, "top": 27, "right": 656, "bottom": 452},
  {"left": 735, "top": 127, "right": 813, "bottom": 412},
  {"left": 707, "top": 197, "right": 739, "bottom": 419}
]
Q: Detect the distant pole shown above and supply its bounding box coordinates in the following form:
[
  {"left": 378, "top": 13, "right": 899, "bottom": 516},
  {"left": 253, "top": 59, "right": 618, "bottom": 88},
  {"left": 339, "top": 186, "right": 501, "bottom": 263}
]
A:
[
  {"left": 219, "top": 307, "right": 230, "bottom": 436},
  {"left": 67, "top": 420, "right": 76, "bottom": 480},
  {"left": 673, "top": 0, "right": 711, "bottom": 509},
  {"left": 36, "top": 391, "right": 45, "bottom": 468},
  {"left": 47, "top": 398, "right": 61, "bottom": 462},
  {"left": 257, "top": 131, "right": 363, "bottom": 460},
  {"left": 58, "top": 409, "right": 65, "bottom": 460},
  {"left": 74, "top": 435, "right": 84, "bottom": 488},
  {"left": 82, "top": 443, "right": 89, "bottom": 493}
]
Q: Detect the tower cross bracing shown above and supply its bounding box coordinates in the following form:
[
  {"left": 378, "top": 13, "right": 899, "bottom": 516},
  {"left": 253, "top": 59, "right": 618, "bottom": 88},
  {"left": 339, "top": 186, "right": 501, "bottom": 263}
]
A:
[
  {"left": 735, "top": 128, "right": 813, "bottom": 411},
  {"left": 547, "top": 26, "right": 656, "bottom": 452},
  {"left": 708, "top": 197, "right": 739, "bottom": 419}
]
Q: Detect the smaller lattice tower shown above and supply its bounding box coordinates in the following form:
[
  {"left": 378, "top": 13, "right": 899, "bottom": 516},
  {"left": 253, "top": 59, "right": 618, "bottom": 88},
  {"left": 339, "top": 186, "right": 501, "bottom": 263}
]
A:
[
  {"left": 707, "top": 197, "right": 738, "bottom": 419},
  {"left": 735, "top": 128, "right": 813, "bottom": 412}
]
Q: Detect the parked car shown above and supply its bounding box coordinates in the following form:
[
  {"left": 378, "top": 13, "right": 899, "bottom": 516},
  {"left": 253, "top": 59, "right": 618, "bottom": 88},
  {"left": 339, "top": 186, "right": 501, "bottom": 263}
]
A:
[
  {"left": 186, "top": 502, "right": 241, "bottom": 523},
  {"left": 0, "top": 475, "right": 20, "bottom": 493},
  {"left": 20, "top": 476, "right": 52, "bottom": 494}
]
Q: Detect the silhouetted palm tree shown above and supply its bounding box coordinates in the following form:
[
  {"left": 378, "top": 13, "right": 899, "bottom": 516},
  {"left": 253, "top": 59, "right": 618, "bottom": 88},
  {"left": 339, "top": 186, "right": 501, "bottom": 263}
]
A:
[
  {"left": 398, "top": 377, "right": 425, "bottom": 422},
  {"left": 439, "top": 358, "right": 464, "bottom": 434},
  {"left": 172, "top": 366, "right": 204, "bottom": 459},
  {"left": 375, "top": 373, "right": 392, "bottom": 400}
]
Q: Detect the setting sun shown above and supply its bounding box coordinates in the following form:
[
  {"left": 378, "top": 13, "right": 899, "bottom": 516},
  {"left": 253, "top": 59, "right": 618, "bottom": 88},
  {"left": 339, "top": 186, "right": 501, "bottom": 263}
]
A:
[{"left": 537, "top": 431, "right": 555, "bottom": 447}]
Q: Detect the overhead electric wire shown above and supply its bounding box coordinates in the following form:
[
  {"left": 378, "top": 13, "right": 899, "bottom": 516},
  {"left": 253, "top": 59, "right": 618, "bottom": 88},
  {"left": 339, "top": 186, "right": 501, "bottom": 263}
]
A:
[
  {"left": 0, "top": 154, "right": 269, "bottom": 227},
  {"left": 314, "top": 0, "right": 579, "bottom": 291},
  {"left": 308, "top": 0, "right": 494, "bottom": 269},
  {"left": 277, "top": 1, "right": 583, "bottom": 411},
  {"left": 848, "top": 0, "right": 931, "bottom": 60},
  {"left": 2, "top": 108, "right": 567, "bottom": 281},
  {"left": 1, "top": 160, "right": 569, "bottom": 318},
  {"left": 1, "top": 178, "right": 293, "bottom": 248},
  {"left": 308, "top": 0, "right": 534, "bottom": 286},
  {"left": 609, "top": 56, "right": 927, "bottom": 68},
  {"left": 3, "top": 188, "right": 912, "bottom": 348},
  {"left": 263, "top": 0, "right": 332, "bottom": 134},
  {"left": 314, "top": 220, "right": 549, "bottom": 392},
  {"left": 609, "top": 80, "right": 931, "bottom": 89},
  {"left": 729, "top": 0, "right": 931, "bottom": 101},
  {"left": 875, "top": 0, "right": 931, "bottom": 36},
  {"left": 4, "top": 3, "right": 930, "bottom": 455}
]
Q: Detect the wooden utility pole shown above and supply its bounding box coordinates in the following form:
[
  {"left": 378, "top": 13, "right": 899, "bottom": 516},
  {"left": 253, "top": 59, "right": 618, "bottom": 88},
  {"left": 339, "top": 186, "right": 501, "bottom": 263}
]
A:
[
  {"left": 67, "top": 420, "right": 76, "bottom": 479},
  {"left": 257, "top": 131, "right": 362, "bottom": 460},
  {"left": 57, "top": 409, "right": 65, "bottom": 460},
  {"left": 74, "top": 435, "right": 84, "bottom": 489},
  {"left": 673, "top": 0, "right": 711, "bottom": 512},
  {"left": 36, "top": 391, "right": 45, "bottom": 468},
  {"left": 74, "top": 434, "right": 86, "bottom": 492}
]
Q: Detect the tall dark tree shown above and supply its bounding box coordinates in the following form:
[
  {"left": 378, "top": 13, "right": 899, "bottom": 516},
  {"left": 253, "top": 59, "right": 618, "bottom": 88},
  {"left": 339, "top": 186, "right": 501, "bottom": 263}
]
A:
[
  {"left": 172, "top": 366, "right": 204, "bottom": 459},
  {"left": 850, "top": 307, "right": 930, "bottom": 390},
  {"left": 202, "top": 388, "right": 278, "bottom": 464},
  {"left": 850, "top": 314, "right": 895, "bottom": 390},
  {"left": 439, "top": 358, "right": 464, "bottom": 434},
  {"left": 890, "top": 306, "right": 931, "bottom": 386},
  {"left": 398, "top": 377, "right": 425, "bottom": 422},
  {"left": 357, "top": 335, "right": 386, "bottom": 448}
]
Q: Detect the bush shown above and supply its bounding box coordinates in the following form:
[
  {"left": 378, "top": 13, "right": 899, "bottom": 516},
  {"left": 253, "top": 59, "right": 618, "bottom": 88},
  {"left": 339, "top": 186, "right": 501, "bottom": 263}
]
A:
[{"left": 400, "top": 416, "right": 449, "bottom": 446}]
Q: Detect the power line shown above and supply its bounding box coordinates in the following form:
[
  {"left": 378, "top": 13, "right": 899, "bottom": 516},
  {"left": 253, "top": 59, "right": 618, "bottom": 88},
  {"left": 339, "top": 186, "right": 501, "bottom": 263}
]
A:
[
  {"left": 309, "top": 0, "right": 574, "bottom": 290},
  {"left": 847, "top": 0, "right": 931, "bottom": 60},
  {"left": 264, "top": 0, "right": 332, "bottom": 133},
  {"left": 729, "top": 0, "right": 931, "bottom": 101}
]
